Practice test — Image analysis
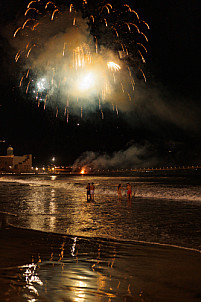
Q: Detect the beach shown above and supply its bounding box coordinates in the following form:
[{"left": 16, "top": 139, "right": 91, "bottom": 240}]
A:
[
  {"left": 0, "top": 172, "right": 201, "bottom": 301},
  {"left": 0, "top": 221, "right": 201, "bottom": 302}
]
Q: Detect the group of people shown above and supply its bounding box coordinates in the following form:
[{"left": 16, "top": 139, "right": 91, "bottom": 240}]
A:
[
  {"left": 117, "top": 183, "right": 133, "bottom": 201},
  {"left": 86, "top": 182, "right": 133, "bottom": 202},
  {"left": 86, "top": 183, "right": 95, "bottom": 202}
]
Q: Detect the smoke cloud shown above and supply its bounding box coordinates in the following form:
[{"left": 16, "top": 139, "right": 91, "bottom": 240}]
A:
[
  {"left": 122, "top": 82, "right": 201, "bottom": 132},
  {"left": 72, "top": 142, "right": 158, "bottom": 171}
]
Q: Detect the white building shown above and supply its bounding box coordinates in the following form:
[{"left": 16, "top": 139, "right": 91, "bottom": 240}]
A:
[{"left": 0, "top": 146, "right": 32, "bottom": 173}]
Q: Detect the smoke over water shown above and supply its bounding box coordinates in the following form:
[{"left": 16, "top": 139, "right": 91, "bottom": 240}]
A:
[{"left": 72, "top": 143, "right": 158, "bottom": 171}]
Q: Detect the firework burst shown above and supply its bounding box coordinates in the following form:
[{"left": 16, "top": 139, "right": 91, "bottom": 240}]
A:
[{"left": 13, "top": 0, "right": 149, "bottom": 120}]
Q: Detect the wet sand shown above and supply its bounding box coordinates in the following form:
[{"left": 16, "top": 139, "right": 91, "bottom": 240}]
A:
[{"left": 0, "top": 222, "right": 201, "bottom": 302}]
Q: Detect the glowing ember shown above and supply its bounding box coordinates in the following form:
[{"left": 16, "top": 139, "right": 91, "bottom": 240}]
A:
[{"left": 107, "top": 62, "right": 121, "bottom": 72}]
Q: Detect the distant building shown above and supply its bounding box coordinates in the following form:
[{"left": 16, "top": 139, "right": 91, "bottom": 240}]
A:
[{"left": 0, "top": 146, "right": 32, "bottom": 173}]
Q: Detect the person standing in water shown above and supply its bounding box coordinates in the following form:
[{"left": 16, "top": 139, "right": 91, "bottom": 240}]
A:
[
  {"left": 90, "top": 182, "right": 95, "bottom": 201},
  {"left": 126, "top": 183, "right": 132, "bottom": 201},
  {"left": 117, "top": 184, "right": 123, "bottom": 200},
  {"left": 86, "top": 183, "right": 91, "bottom": 201}
]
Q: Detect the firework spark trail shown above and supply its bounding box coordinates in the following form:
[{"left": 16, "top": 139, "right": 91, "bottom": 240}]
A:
[{"left": 13, "top": 0, "right": 149, "bottom": 119}]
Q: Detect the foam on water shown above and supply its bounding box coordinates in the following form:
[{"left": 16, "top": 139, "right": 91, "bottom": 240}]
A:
[{"left": 0, "top": 174, "right": 201, "bottom": 202}]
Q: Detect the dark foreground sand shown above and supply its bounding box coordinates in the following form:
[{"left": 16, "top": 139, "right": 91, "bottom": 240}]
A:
[{"left": 0, "top": 221, "right": 201, "bottom": 302}]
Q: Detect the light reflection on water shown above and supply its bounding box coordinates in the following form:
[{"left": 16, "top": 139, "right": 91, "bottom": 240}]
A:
[
  {"left": 1, "top": 232, "right": 201, "bottom": 302},
  {"left": 0, "top": 173, "right": 201, "bottom": 250},
  {"left": 0, "top": 172, "right": 201, "bottom": 302}
]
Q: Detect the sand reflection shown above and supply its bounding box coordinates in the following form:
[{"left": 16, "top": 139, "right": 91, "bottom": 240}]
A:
[
  {"left": 16, "top": 235, "right": 145, "bottom": 302},
  {"left": 1, "top": 226, "right": 201, "bottom": 302}
]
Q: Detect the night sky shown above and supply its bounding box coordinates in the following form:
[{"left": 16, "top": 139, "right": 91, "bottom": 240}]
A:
[{"left": 0, "top": 0, "right": 200, "bottom": 168}]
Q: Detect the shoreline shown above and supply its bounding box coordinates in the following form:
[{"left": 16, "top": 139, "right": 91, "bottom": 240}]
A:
[
  {"left": 1, "top": 211, "right": 201, "bottom": 255},
  {"left": 6, "top": 222, "right": 201, "bottom": 255},
  {"left": 1, "top": 221, "right": 201, "bottom": 301}
]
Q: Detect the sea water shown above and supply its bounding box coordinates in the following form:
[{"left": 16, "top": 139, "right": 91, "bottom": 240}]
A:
[
  {"left": 0, "top": 170, "right": 201, "bottom": 251},
  {"left": 0, "top": 170, "right": 201, "bottom": 301}
]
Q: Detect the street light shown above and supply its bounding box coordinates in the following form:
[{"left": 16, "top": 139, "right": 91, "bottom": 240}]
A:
[{"left": 51, "top": 156, "right": 56, "bottom": 174}]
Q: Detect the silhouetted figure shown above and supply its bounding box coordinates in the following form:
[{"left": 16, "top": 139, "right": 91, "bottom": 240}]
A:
[
  {"left": 90, "top": 182, "right": 95, "bottom": 201},
  {"left": 117, "top": 184, "right": 122, "bottom": 200},
  {"left": 86, "top": 183, "right": 91, "bottom": 201}
]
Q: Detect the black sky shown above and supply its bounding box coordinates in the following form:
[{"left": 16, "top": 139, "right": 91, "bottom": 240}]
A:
[{"left": 0, "top": 0, "right": 200, "bottom": 167}]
